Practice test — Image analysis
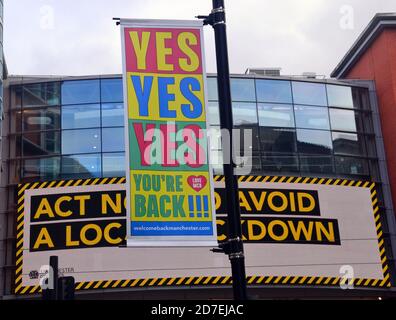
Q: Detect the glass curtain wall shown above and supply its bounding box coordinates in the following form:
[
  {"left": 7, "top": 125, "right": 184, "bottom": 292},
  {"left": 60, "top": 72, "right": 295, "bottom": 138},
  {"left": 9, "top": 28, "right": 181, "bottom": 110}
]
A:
[{"left": 10, "top": 77, "right": 378, "bottom": 183}]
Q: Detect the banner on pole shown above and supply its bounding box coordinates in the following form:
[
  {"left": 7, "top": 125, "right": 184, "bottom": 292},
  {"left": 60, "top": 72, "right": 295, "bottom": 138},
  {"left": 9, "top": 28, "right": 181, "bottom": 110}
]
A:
[{"left": 120, "top": 19, "right": 217, "bottom": 246}]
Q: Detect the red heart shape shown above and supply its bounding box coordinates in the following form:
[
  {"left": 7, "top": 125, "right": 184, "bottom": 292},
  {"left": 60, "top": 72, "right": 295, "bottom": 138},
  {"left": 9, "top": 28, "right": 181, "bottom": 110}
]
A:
[{"left": 187, "top": 176, "right": 207, "bottom": 192}]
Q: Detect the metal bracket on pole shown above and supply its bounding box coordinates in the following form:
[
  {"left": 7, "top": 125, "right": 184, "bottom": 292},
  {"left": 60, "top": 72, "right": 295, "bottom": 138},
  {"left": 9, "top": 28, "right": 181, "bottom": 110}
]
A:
[{"left": 211, "top": 237, "right": 245, "bottom": 261}]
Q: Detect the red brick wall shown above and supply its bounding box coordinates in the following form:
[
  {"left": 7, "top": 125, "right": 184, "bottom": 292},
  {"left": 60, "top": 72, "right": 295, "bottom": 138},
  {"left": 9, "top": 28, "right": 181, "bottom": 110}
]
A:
[{"left": 344, "top": 29, "right": 396, "bottom": 210}]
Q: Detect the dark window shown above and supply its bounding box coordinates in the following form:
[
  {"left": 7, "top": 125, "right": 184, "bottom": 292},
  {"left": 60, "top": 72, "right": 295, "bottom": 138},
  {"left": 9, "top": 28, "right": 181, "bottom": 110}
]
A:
[
  {"left": 22, "top": 107, "right": 60, "bottom": 132},
  {"left": 300, "top": 155, "right": 334, "bottom": 174},
  {"left": 62, "top": 104, "right": 101, "bottom": 129},
  {"left": 231, "top": 78, "right": 256, "bottom": 101},
  {"left": 61, "top": 153, "right": 102, "bottom": 179},
  {"left": 297, "top": 129, "right": 332, "bottom": 155},
  {"left": 335, "top": 156, "right": 369, "bottom": 176},
  {"left": 102, "top": 103, "right": 125, "bottom": 127},
  {"left": 101, "top": 78, "right": 123, "bottom": 103},
  {"left": 260, "top": 127, "right": 297, "bottom": 153},
  {"left": 329, "top": 108, "right": 363, "bottom": 132},
  {"left": 62, "top": 129, "right": 101, "bottom": 154},
  {"left": 22, "top": 131, "right": 60, "bottom": 156},
  {"left": 256, "top": 79, "right": 292, "bottom": 104},
  {"left": 292, "top": 81, "right": 327, "bottom": 106},
  {"left": 23, "top": 82, "right": 60, "bottom": 108},
  {"left": 102, "top": 127, "right": 125, "bottom": 152},
  {"left": 327, "top": 85, "right": 354, "bottom": 108},
  {"left": 103, "top": 153, "right": 125, "bottom": 177},
  {"left": 332, "top": 132, "right": 366, "bottom": 156},
  {"left": 22, "top": 157, "right": 61, "bottom": 181},
  {"left": 262, "top": 154, "right": 299, "bottom": 173},
  {"left": 233, "top": 102, "right": 258, "bottom": 126},
  {"left": 294, "top": 105, "right": 330, "bottom": 130},
  {"left": 234, "top": 126, "right": 260, "bottom": 157},
  {"left": 61, "top": 80, "right": 100, "bottom": 105},
  {"left": 258, "top": 103, "right": 294, "bottom": 128}
]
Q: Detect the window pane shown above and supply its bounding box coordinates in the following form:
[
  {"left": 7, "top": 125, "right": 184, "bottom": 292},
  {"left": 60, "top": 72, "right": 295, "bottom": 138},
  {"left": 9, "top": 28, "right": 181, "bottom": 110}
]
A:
[
  {"left": 23, "top": 82, "right": 60, "bottom": 108},
  {"left": 262, "top": 154, "right": 299, "bottom": 173},
  {"left": 102, "top": 103, "right": 125, "bottom": 127},
  {"left": 103, "top": 153, "right": 125, "bottom": 177},
  {"left": 292, "top": 81, "right": 327, "bottom": 106},
  {"left": 256, "top": 79, "right": 292, "bottom": 104},
  {"left": 207, "top": 77, "right": 218, "bottom": 101},
  {"left": 294, "top": 105, "right": 330, "bottom": 130},
  {"left": 62, "top": 129, "right": 101, "bottom": 154},
  {"left": 300, "top": 155, "right": 334, "bottom": 174},
  {"left": 22, "top": 157, "right": 60, "bottom": 181},
  {"left": 233, "top": 102, "right": 258, "bottom": 126},
  {"left": 101, "top": 78, "right": 123, "bottom": 102},
  {"left": 335, "top": 156, "right": 369, "bottom": 175},
  {"left": 22, "top": 131, "right": 61, "bottom": 156},
  {"left": 234, "top": 126, "right": 260, "bottom": 157},
  {"left": 329, "top": 108, "right": 363, "bottom": 132},
  {"left": 22, "top": 107, "right": 60, "bottom": 131},
  {"left": 61, "top": 80, "right": 100, "bottom": 105},
  {"left": 62, "top": 104, "right": 100, "bottom": 129},
  {"left": 61, "top": 154, "right": 102, "bottom": 179},
  {"left": 260, "top": 127, "right": 296, "bottom": 153},
  {"left": 207, "top": 102, "right": 220, "bottom": 125},
  {"left": 258, "top": 103, "right": 294, "bottom": 128},
  {"left": 231, "top": 78, "right": 256, "bottom": 101},
  {"left": 327, "top": 85, "right": 354, "bottom": 108},
  {"left": 102, "top": 127, "right": 125, "bottom": 152},
  {"left": 297, "top": 129, "right": 332, "bottom": 154},
  {"left": 332, "top": 132, "right": 366, "bottom": 156}
]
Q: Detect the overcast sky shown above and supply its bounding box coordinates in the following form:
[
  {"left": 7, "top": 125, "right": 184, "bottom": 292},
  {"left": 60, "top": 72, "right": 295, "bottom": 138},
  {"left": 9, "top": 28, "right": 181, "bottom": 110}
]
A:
[{"left": 4, "top": 0, "right": 395, "bottom": 77}]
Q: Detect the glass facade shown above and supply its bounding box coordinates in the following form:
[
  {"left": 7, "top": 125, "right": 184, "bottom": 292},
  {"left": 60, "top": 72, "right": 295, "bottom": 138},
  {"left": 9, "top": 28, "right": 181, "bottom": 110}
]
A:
[{"left": 8, "top": 76, "right": 379, "bottom": 183}]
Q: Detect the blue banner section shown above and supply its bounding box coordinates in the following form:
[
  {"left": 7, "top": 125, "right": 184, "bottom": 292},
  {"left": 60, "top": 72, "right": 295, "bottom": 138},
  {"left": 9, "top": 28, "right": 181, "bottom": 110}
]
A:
[{"left": 131, "top": 221, "right": 214, "bottom": 236}]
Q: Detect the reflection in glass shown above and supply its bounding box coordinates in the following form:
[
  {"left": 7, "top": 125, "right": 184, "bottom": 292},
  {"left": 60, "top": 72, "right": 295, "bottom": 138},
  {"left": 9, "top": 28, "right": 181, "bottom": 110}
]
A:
[
  {"left": 207, "top": 77, "right": 218, "bottom": 101},
  {"left": 207, "top": 102, "right": 220, "bottom": 125},
  {"left": 62, "top": 129, "right": 101, "bottom": 154},
  {"left": 327, "top": 85, "right": 354, "bottom": 108},
  {"left": 23, "top": 82, "right": 60, "bottom": 108},
  {"left": 234, "top": 126, "right": 260, "bottom": 157},
  {"left": 260, "top": 128, "right": 296, "bottom": 153},
  {"left": 103, "top": 153, "right": 125, "bottom": 177},
  {"left": 335, "top": 156, "right": 369, "bottom": 175},
  {"left": 300, "top": 156, "right": 334, "bottom": 174},
  {"left": 22, "top": 107, "right": 60, "bottom": 132},
  {"left": 101, "top": 78, "right": 123, "bottom": 103},
  {"left": 297, "top": 129, "right": 332, "bottom": 154},
  {"left": 258, "top": 103, "right": 294, "bottom": 128},
  {"left": 102, "top": 103, "right": 124, "bottom": 127},
  {"left": 294, "top": 105, "right": 330, "bottom": 130},
  {"left": 292, "top": 81, "right": 327, "bottom": 106},
  {"left": 102, "top": 127, "right": 125, "bottom": 152},
  {"left": 332, "top": 132, "right": 366, "bottom": 156},
  {"left": 22, "top": 131, "right": 60, "bottom": 156},
  {"left": 61, "top": 154, "right": 102, "bottom": 179},
  {"left": 62, "top": 104, "right": 100, "bottom": 129},
  {"left": 233, "top": 102, "right": 258, "bottom": 126},
  {"left": 262, "top": 154, "right": 299, "bottom": 173},
  {"left": 61, "top": 80, "right": 100, "bottom": 105},
  {"left": 22, "top": 157, "right": 60, "bottom": 181},
  {"left": 329, "top": 108, "right": 362, "bottom": 132},
  {"left": 231, "top": 78, "right": 256, "bottom": 101},
  {"left": 256, "top": 79, "right": 292, "bottom": 104}
]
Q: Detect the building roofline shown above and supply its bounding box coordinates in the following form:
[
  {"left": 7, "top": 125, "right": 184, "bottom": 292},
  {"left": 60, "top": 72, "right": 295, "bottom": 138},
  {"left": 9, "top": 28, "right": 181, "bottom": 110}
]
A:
[{"left": 331, "top": 13, "right": 396, "bottom": 78}]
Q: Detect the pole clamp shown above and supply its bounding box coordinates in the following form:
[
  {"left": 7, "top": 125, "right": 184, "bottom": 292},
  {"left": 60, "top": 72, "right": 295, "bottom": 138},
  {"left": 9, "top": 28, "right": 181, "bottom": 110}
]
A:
[
  {"left": 211, "top": 237, "right": 244, "bottom": 256},
  {"left": 196, "top": 6, "right": 226, "bottom": 27}
]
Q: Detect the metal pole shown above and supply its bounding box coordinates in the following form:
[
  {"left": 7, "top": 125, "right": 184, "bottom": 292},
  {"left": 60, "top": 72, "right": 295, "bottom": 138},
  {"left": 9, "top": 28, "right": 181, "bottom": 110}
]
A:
[{"left": 209, "top": 0, "right": 248, "bottom": 300}]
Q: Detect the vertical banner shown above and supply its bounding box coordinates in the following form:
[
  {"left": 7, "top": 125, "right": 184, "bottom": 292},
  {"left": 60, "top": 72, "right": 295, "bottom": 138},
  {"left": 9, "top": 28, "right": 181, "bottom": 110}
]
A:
[{"left": 120, "top": 19, "right": 217, "bottom": 246}]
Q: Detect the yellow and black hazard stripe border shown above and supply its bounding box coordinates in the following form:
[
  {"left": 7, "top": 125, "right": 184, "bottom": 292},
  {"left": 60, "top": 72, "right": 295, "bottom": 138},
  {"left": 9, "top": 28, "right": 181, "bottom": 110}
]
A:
[{"left": 14, "top": 175, "right": 391, "bottom": 295}]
